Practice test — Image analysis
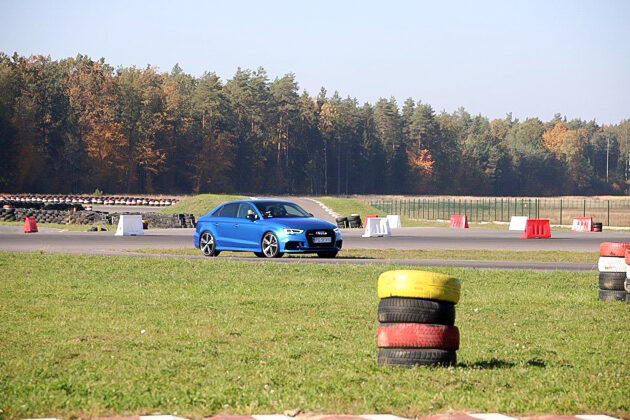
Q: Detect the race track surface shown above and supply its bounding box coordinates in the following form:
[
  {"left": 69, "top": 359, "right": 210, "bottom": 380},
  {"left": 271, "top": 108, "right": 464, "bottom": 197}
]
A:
[{"left": 1, "top": 225, "right": 624, "bottom": 271}]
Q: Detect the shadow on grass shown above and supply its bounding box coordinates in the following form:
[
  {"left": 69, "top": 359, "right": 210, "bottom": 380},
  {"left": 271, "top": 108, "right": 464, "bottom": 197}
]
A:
[
  {"left": 459, "top": 358, "right": 547, "bottom": 369},
  {"left": 459, "top": 358, "right": 516, "bottom": 369}
]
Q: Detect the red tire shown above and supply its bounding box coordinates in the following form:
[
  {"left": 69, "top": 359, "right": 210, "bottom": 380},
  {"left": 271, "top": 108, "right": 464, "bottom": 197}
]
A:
[
  {"left": 600, "top": 242, "right": 630, "bottom": 257},
  {"left": 377, "top": 323, "right": 459, "bottom": 350}
]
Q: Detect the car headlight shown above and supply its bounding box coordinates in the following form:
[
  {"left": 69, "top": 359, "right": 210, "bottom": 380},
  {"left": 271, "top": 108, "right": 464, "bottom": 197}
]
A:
[
  {"left": 334, "top": 227, "right": 342, "bottom": 236},
  {"left": 283, "top": 228, "right": 304, "bottom": 235}
]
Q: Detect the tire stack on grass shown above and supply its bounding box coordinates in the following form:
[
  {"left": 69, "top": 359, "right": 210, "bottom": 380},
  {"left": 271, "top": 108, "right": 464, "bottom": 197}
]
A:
[
  {"left": 335, "top": 216, "right": 348, "bottom": 228},
  {"left": 377, "top": 270, "right": 461, "bottom": 367},
  {"left": 598, "top": 242, "right": 629, "bottom": 302},
  {"left": 348, "top": 214, "right": 362, "bottom": 228},
  {"left": 626, "top": 249, "right": 630, "bottom": 304}
]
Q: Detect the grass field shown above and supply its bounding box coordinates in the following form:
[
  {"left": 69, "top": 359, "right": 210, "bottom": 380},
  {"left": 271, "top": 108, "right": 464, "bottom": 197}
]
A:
[
  {"left": 130, "top": 248, "right": 599, "bottom": 263},
  {"left": 1, "top": 252, "right": 628, "bottom": 419}
]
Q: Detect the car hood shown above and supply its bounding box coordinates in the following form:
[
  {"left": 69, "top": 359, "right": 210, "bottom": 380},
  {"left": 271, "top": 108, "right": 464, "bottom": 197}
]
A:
[{"left": 266, "top": 217, "right": 336, "bottom": 230}]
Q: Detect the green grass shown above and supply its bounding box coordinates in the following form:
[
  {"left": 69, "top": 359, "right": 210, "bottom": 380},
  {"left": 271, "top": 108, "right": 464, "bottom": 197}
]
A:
[
  {"left": 0, "top": 221, "right": 115, "bottom": 232},
  {"left": 1, "top": 252, "right": 628, "bottom": 419},
  {"left": 159, "top": 194, "right": 249, "bottom": 217},
  {"left": 317, "top": 197, "right": 428, "bottom": 227},
  {"left": 316, "top": 197, "right": 512, "bottom": 228},
  {"left": 129, "top": 248, "right": 599, "bottom": 263}
]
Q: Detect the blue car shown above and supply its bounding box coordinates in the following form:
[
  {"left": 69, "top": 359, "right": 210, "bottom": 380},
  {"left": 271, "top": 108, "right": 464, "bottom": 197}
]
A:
[{"left": 194, "top": 199, "right": 343, "bottom": 258}]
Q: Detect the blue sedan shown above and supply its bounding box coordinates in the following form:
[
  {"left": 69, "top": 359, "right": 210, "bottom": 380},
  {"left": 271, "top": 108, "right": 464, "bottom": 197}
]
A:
[{"left": 194, "top": 200, "right": 343, "bottom": 258}]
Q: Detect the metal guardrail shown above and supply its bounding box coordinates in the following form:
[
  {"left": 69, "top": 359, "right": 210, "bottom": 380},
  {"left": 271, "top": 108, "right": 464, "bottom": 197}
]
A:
[{"left": 369, "top": 198, "right": 630, "bottom": 226}]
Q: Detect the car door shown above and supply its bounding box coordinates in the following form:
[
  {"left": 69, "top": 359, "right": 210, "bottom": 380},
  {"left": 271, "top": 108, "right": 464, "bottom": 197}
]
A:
[
  {"left": 233, "top": 203, "right": 263, "bottom": 250},
  {"left": 214, "top": 203, "right": 239, "bottom": 248}
]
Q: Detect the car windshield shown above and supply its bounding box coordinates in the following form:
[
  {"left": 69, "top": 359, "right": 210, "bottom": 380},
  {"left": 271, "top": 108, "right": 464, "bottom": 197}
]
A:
[{"left": 253, "top": 201, "right": 311, "bottom": 219}]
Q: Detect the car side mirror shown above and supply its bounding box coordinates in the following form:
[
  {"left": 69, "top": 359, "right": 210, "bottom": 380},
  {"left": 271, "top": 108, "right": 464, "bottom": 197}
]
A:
[{"left": 308, "top": 213, "right": 313, "bottom": 217}]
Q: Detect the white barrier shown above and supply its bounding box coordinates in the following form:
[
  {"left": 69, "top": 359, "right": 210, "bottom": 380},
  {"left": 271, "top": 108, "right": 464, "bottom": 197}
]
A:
[
  {"left": 115, "top": 214, "right": 144, "bottom": 236},
  {"left": 598, "top": 256, "right": 626, "bottom": 273},
  {"left": 362, "top": 217, "right": 391, "bottom": 238},
  {"left": 386, "top": 215, "right": 402, "bottom": 229},
  {"left": 509, "top": 216, "right": 528, "bottom": 231}
]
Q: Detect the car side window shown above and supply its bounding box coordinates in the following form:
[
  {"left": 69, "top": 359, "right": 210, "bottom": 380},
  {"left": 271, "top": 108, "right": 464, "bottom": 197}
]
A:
[
  {"left": 218, "top": 203, "right": 238, "bottom": 218},
  {"left": 237, "top": 203, "right": 258, "bottom": 219}
]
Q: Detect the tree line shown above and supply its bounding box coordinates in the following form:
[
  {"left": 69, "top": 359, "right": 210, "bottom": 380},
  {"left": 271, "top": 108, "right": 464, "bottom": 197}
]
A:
[{"left": 1, "top": 53, "right": 629, "bottom": 196}]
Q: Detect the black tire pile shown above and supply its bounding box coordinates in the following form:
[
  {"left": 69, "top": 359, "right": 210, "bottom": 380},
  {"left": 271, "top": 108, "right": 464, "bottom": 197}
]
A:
[
  {"left": 597, "top": 242, "right": 629, "bottom": 303},
  {"left": 0, "top": 206, "right": 195, "bottom": 229},
  {"left": 0, "top": 194, "right": 179, "bottom": 206},
  {"left": 1, "top": 199, "right": 84, "bottom": 211},
  {"left": 0, "top": 208, "right": 102, "bottom": 224},
  {"left": 336, "top": 214, "right": 362, "bottom": 228},
  {"left": 109, "top": 212, "right": 196, "bottom": 229}
]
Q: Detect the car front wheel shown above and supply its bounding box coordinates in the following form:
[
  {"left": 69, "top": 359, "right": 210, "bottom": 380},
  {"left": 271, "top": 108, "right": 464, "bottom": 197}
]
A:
[
  {"left": 261, "top": 232, "right": 284, "bottom": 258},
  {"left": 200, "top": 231, "right": 220, "bottom": 257}
]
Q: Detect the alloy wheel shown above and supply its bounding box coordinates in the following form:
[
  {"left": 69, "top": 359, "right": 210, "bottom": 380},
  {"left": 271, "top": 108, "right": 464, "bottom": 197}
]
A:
[
  {"left": 262, "top": 232, "right": 279, "bottom": 257},
  {"left": 200, "top": 231, "right": 215, "bottom": 256}
]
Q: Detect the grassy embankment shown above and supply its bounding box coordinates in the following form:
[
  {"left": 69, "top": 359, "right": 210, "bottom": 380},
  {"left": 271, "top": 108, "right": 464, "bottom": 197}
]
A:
[
  {"left": 1, "top": 252, "right": 628, "bottom": 418},
  {"left": 316, "top": 197, "right": 511, "bottom": 229},
  {"left": 159, "top": 194, "right": 248, "bottom": 218}
]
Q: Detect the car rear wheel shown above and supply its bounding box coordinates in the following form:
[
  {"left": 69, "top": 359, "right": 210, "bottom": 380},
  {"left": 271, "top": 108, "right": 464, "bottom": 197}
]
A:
[
  {"left": 261, "top": 232, "right": 283, "bottom": 258},
  {"left": 317, "top": 251, "right": 338, "bottom": 258},
  {"left": 200, "top": 231, "right": 220, "bottom": 257}
]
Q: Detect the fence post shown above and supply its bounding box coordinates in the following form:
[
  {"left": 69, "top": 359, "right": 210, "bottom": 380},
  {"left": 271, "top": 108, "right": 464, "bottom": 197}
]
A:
[
  {"left": 607, "top": 200, "right": 610, "bottom": 226},
  {"left": 560, "top": 199, "right": 563, "bottom": 225},
  {"left": 583, "top": 200, "right": 586, "bottom": 217}
]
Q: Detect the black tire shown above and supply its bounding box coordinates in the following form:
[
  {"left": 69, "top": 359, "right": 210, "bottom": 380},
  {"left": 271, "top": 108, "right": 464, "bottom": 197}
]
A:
[
  {"left": 626, "top": 293, "right": 630, "bottom": 304},
  {"left": 598, "top": 289, "right": 626, "bottom": 301},
  {"left": 598, "top": 272, "right": 626, "bottom": 290},
  {"left": 261, "top": 232, "right": 283, "bottom": 258},
  {"left": 625, "top": 279, "right": 630, "bottom": 294},
  {"left": 199, "top": 231, "right": 220, "bottom": 257},
  {"left": 378, "top": 348, "right": 456, "bottom": 367},
  {"left": 317, "top": 251, "right": 338, "bottom": 258},
  {"left": 378, "top": 297, "right": 455, "bottom": 326}
]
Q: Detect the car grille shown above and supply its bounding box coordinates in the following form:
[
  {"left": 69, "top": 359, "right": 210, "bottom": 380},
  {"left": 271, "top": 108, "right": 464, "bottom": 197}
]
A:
[{"left": 306, "top": 229, "right": 335, "bottom": 248}]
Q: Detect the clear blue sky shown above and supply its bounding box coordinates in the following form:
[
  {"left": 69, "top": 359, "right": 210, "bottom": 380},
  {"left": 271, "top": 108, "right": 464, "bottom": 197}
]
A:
[{"left": 1, "top": 0, "right": 629, "bottom": 124}]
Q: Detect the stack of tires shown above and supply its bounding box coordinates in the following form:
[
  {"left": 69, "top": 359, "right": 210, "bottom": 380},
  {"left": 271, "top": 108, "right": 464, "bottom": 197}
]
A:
[
  {"left": 336, "top": 216, "right": 348, "bottom": 228},
  {"left": 348, "top": 214, "right": 362, "bottom": 228},
  {"left": 377, "top": 270, "right": 461, "bottom": 367},
  {"left": 598, "top": 242, "right": 629, "bottom": 302}
]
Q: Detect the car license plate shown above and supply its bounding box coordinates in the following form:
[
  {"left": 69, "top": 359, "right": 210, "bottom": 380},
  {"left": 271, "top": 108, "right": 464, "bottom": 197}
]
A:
[{"left": 313, "top": 237, "right": 332, "bottom": 244}]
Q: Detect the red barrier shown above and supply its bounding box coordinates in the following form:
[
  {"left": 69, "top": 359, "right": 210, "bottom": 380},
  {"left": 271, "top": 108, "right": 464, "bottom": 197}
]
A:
[
  {"left": 572, "top": 217, "right": 593, "bottom": 232},
  {"left": 23, "top": 217, "right": 38, "bottom": 233},
  {"left": 521, "top": 219, "right": 551, "bottom": 239},
  {"left": 449, "top": 214, "right": 469, "bottom": 229},
  {"left": 366, "top": 214, "right": 378, "bottom": 220}
]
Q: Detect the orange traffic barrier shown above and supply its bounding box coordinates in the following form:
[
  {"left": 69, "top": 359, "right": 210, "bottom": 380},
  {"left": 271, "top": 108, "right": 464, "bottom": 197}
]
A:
[
  {"left": 521, "top": 219, "right": 551, "bottom": 239},
  {"left": 23, "top": 217, "right": 38, "bottom": 233},
  {"left": 449, "top": 214, "right": 469, "bottom": 229},
  {"left": 572, "top": 217, "right": 593, "bottom": 232}
]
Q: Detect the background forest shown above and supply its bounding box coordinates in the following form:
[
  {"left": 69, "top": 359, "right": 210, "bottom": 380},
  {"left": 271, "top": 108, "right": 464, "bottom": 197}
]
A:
[{"left": 1, "top": 53, "right": 628, "bottom": 196}]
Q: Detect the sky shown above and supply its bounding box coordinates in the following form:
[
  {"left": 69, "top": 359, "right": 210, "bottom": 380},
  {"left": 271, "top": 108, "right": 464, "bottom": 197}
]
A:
[{"left": 1, "top": 0, "right": 629, "bottom": 124}]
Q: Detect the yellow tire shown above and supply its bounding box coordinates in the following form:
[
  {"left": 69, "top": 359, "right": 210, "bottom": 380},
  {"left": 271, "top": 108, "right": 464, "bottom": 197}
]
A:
[{"left": 378, "top": 270, "right": 461, "bottom": 303}]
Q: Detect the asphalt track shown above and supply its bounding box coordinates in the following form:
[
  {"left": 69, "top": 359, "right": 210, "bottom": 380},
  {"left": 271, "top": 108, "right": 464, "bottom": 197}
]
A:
[{"left": 2, "top": 224, "right": 625, "bottom": 271}]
